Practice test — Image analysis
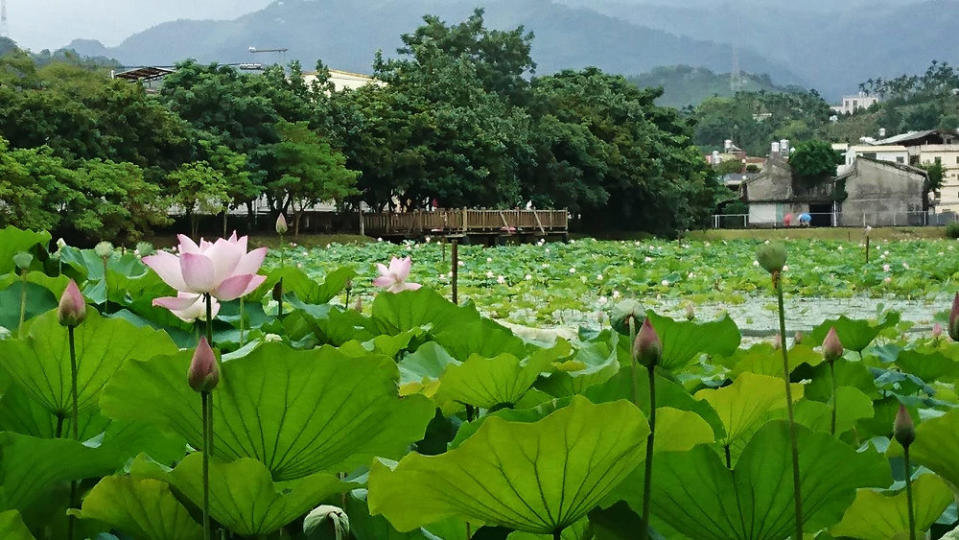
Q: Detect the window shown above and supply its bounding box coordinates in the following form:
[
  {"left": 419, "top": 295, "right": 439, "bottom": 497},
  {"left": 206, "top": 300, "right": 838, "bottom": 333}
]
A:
[
  {"left": 896, "top": 156, "right": 904, "bottom": 163},
  {"left": 955, "top": 156, "right": 958, "bottom": 164}
]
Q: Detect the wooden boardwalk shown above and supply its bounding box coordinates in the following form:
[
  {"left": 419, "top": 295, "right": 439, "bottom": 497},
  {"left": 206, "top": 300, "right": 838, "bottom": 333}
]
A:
[{"left": 362, "top": 209, "right": 568, "bottom": 237}]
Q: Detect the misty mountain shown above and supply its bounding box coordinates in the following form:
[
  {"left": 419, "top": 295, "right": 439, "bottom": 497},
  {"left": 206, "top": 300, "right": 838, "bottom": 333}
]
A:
[
  {"left": 628, "top": 65, "right": 796, "bottom": 108},
  {"left": 64, "top": 0, "right": 803, "bottom": 87},
  {"left": 561, "top": 0, "right": 959, "bottom": 98}
]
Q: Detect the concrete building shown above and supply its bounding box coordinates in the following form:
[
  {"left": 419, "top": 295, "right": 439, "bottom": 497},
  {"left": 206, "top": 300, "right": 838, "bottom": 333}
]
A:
[
  {"left": 831, "top": 92, "right": 880, "bottom": 115},
  {"left": 743, "top": 156, "right": 927, "bottom": 227},
  {"left": 919, "top": 145, "right": 959, "bottom": 211},
  {"left": 301, "top": 69, "right": 381, "bottom": 92}
]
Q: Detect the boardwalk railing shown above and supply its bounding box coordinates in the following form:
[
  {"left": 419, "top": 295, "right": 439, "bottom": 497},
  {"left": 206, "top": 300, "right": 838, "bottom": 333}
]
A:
[
  {"left": 363, "top": 209, "right": 568, "bottom": 236},
  {"left": 710, "top": 211, "right": 958, "bottom": 229}
]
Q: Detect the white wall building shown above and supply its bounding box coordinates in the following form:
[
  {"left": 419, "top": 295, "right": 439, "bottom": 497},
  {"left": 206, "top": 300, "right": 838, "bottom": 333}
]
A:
[
  {"left": 919, "top": 145, "right": 959, "bottom": 212},
  {"left": 301, "top": 69, "right": 382, "bottom": 92},
  {"left": 831, "top": 92, "right": 880, "bottom": 115}
]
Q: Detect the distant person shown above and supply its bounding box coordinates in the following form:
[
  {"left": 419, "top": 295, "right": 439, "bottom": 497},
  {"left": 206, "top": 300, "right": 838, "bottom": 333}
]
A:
[
  {"left": 784, "top": 213, "right": 793, "bottom": 227},
  {"left": 799, "top": 213, "right": 812, "bottom": 227}
]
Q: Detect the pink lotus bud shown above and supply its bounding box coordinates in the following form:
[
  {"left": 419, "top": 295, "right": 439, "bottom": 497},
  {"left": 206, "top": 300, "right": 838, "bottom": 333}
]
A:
[
  {"left": 684, "top": 303, "right": 695, "bottom": 321},
  {"left": 894, "top": 404, "right": 915, "bottom": 447},
  {"left": 771, "top": 334, "right": 782, "bottom": 349},
  {"left": 822, "top": 327, "right": 843, "bottom": 362},
  {"left": 188, "top": 337, "right": 219, "bottom": 393},
  {"left": 950, "top": 293, "right": 959, "bottom": 341},
  {"left": 57, "top": 280, "right": 87, "bottom": 327},
  {"left": 633, "top": 317, "right": 662, "bottom": 368},
  {"left": 276, "top": 213, "right": 288, "bottom": 235},
  {"left": 933, "top": 323, "right": 943, "bottom": 339},
  {"left": 793, "top": 331, "right": 803, "bottom": 345}
]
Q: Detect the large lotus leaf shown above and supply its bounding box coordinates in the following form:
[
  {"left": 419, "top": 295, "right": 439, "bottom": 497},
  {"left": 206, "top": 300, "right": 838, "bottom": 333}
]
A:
[
  {"left": 647, "top": 312, "right": 740, "bottom": 370},
  {"left": 0, "top": 432, "right": 125, "bottom": 512},
  {"left": 506, "top": 520, "right": 589, "bottom": 540},
  {"left": 583, "top": 367, "right": 725, "bottom": 440},
  {"left": 537, "top": 336, "right": 619, "bottom": 397},
  {"left": 0, "top": 282, "right": 57, "bottom": 333},
  {"left": 896, "top": 349, "right": 959, "bottom": 382},
  {"left": 368, "top": 396, "right": 650, "bottom": 534},
  {"left": 653, "top": 407, "right": 714, "bottom": 453},
  {"left": 101, "top": 342, "right": 434, "bottom": 480},
  {"left": 438, "top": 353, "right": 552, "bottom": 409},
  {"left": 694, "top": 373, "right": 802, "bottom": 448},
  {"left": 398, "top": 342, "right": 459, "bottom": 397},
  {"left": 719, "top": 343, "right": 819, "bottom": 378},
  {"left": 134, "top": 453, "right": 352, "bottom": 536},
  {"left": 910, "top": 408, "right": 959, "bottom": 492},
  {"left": 254, "top": 266, "right": 356, "bottom": 305},
  {"left": 804, "top": 358, "right": 878, "bottom": 401},
  {"left": 345, "top": 489, "right": 451, "bottom": 540},
  {"left": 0, "top": 227, "right": 50, "bottom": 275},
  {"left": 58, "top": 247, "right": 147, "bottom": 281},
  {"left": 0, "top": 271, "right": 70, "bottom": 298},
  {"left": 434, "top": 317, "right": 528, "bottom": 361},
  {"left": 0, "top": 309, "right": 178, "bottom": 416},
  {"left": 810, "top": 313, "right": 899, "bottom": 353},
  {"left": 649, "top": 421, "right": 891, "bottom": 539},
  {"left": 72, "top": 476, "right": 202, "bottom": 540},
  {"left": 830, "top": 474, "right": 952, "bottom": 540},
  {"left": 0, "top": 380, "right": 109, "bottom": 439},
  {"left": 0, "top": 510, "right": 33, "bottom": 540},
  {"left": 793, "top": 386, "right": 874, "bottom": 435}
]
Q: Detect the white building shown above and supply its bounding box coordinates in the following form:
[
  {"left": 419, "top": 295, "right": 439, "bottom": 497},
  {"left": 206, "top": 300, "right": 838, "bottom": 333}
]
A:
[
  {"left": 835, "top": 144, "right": 909, "bottom": 175},
  {"left": 301, "top": 69, "right": 382, "bottom": 92},
  {"left": 831, "top": 92, "right": 880, "bottom": 115},
  {"left": 919, "top": 145, "right": 959, "bottom": 212}
]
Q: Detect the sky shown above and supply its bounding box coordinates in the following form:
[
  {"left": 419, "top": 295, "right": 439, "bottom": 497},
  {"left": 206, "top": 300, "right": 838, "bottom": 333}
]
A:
[{"left": 5, "top": 0, "right": 272, "bottom": 51}]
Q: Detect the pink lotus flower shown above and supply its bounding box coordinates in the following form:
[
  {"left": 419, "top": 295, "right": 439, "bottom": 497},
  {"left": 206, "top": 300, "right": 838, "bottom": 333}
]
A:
[
  {"left": 160, "top": 292, "right": 221, "bottom": 323},
  {"left": 373, "top": 257, "right": 422, "bottom": 293},
  {"left": 143, "top": 232, "right": 267, "bottom": 314}
]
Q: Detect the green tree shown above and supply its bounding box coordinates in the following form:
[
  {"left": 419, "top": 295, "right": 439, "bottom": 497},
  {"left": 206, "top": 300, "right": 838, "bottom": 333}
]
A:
[
  {"left": 269, "top": 121, "right": 359, "bottom": 236},
  {"left": 788, "top": 140, "right": 843, "bottom": 186},
  {"left": 167, "top": 162, "right": 231, "bottom": 239}
]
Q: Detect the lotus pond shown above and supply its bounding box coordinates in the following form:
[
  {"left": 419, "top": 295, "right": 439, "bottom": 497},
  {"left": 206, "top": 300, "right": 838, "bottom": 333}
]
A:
[{"left": 2, "top": 224, "right": 959, "bottom": 539}]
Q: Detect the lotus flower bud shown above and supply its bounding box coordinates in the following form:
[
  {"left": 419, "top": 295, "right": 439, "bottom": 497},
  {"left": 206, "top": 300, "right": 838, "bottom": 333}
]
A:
[
  {"left": 822, "top": 327, "right": 843, "bottom": 362},
  {"left": 864, "top": 225, "right": 872, "bottom": 236},
  {"left": 272, "top": 280, "right": 283, "bottom": 302},
  {"left": 610, "top": 300, "right": 644, "bottom": 335},
  {"left": 303, "top": 504, "right": 350, "bottom": 540},
  {"left": 13, "top": 252, "right": 32, "bottom": 272},
  {"left": 57, "top": 280, "right": 87, "bottom": 327},
  {"left": 684, "top": 303, "right": 695, "bottom": 321},
  {"left": 135, "top": 241, "right": 155, "bottom": 257},
  {"left": 756, "top": 243, "right": 787, "bottom": 274},
  {"left": 771, "top": 333, "right": 782, "bottom": 349},
  {"left": 933, "top": 323, "right": 943, "bottom": 340},
  {"left": 633, "top": 317, "right": 662, "bottom": 368},
  {"left": 188, "top": 337, "right": 219, "bottom": 393},
  {"left": 56, "top": 238, "right": 67, "bottom": 250},
  {"left": 276, "top": 213, "right": 288, "bottom": 235},
  {"left": 793, "top": 331, "right": 803, "bottom": 344},
  {"left": 345, "top": 279, "right": 353, "bottom": 292},
  {"left": 950, "top": 293, "right": 959, "bottom": 342},
  {"left": 94, "top": 241, "right": 114, "bottom": 259},
  {"left": 894, "top": 404, "right": 915, "bottom": 447}
]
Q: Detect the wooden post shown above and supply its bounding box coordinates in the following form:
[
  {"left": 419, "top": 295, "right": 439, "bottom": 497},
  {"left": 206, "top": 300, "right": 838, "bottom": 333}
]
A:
[
  {"left": 451, "top": 237, "right": 460, "bottom": 305},
  {"left": 462, "top": 208, "right": 468, "bottom": 233},
  {"left": 358, "top": 210, "right": 365, "bottom": 236},
  {"left": 442, "top": 236, "right": 447, "bottom": 262}
]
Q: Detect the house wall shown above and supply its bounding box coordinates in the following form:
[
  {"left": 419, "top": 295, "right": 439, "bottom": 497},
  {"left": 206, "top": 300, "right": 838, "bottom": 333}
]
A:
[
  {"left": 919, "top": 145, "right": 959, "bottom": 212},
  {"left": 839, "top": 161, "right": 925, "bottom": 226},
  {"left": 844, "top": 145, "right": 909, "bottom": 167}
]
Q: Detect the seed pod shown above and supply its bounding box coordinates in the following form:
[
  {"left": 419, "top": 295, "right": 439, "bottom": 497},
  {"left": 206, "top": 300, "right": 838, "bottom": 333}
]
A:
[
  {"left": 13, "top": 252, "right": 32, "bottom": 272},
  {"left": 94, "top": 241, "right": 114, "bottom": 259},
  {"left": 610, "top": 300, "right": 644, "bottom": 335},
  {"left": 756, "top": 243, "right": 787, "bottom": 274}
]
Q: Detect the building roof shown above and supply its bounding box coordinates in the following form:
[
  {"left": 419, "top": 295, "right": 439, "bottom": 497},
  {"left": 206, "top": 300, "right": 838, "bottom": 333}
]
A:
[
  {"left": 836, "top": 155, "right": 927, "bottom": 180},
  {"left": 871, "top": 129, "right": 959, "bottom": 146},
  {"left": 113, "top": 66, "right": 176, "bottom": 82}
]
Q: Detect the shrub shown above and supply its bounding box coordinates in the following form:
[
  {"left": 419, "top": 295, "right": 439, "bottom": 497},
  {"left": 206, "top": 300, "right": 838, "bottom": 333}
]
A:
[{"left": 946, "top": 222, "right": 959, "bottom": 238}]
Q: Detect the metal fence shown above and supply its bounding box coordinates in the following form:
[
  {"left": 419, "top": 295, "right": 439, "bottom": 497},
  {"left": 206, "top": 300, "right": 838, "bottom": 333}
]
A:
[{"left": 710, "top": 211, "right": 959, "bottom": 229}]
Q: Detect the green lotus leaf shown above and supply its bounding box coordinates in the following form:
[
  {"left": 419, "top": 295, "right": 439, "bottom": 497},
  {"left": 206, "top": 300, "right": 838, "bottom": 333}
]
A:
[
  {"left": 367, "top": 396, "right": 649, "bottom": 534},
  {"left": 810, "top": 313, "right": 899, "bottom": 353},
  {"left": 804, "top": 357, "right": 878, "bottom": 401},
  {"left": 0, "top": 309, "right": 178, "bottom": 416},
  {"left": 505, "top": 519, "right": 589, "bottom": 539},
  {"left": 0, "top": 432, "right": 125, "bottom": 512},
  {"left": 721, "top": 343, "right": 816, "bottom": 377},
  {"left": 438, "top": 352, "right": 552, "bottom": 409},
  {"left": 694, "top": 372, "right": 802, "bottom": 449},
  {"left": 134, "top": 454, "right": 352, "bottom": 536},
  {"left": 72, "top": 476, "right": 202, "bottom": 540},
  {"left": 398, "top": 342, "right": 459, "bottom": 397},
  {"left": 896, "top": 349, "right": 959, "bottom": 382},
  {"left": 537, "top": 335, "right": 620, "bottom": 397},
  {"left": 0, "top": 282, "right": 57, "bottom": 333},
  {"left": 0, "top": 379, "right": 109, "bottom": 439},
  {"left": 0, "top": 227, "right": 50, "bottom": 275},
  {"left": 830, "top": 474, "right": 952, "bottom": 540},
  {"left": 101, "top": 342, "right": 434, "bottom": 480},
  {"left": 910, "top": 408, "right": 959, "bottom": 492},
  {"left": 345, "top": 489, "right": 452, "bottom": 540},
  {"left": 652, "top": 407, "right": 714, "bottom": 453},
  {"left": 647, "top": 312, "right": 740, "bottom": 370},
  {"left": 254, "top": 266, "right": 356, "bottom": 305},
  {"left": 649, "top": 421, "right": 891, "bottom": 539},
  {"left": 0, "top": 510, "right": 33, "bottom": 540},
  {"left": 59, "top": 247, "right": 147, "bottom": 281},
  {"left": 793, "top": 386, "right": 874, "bottom": 435}
]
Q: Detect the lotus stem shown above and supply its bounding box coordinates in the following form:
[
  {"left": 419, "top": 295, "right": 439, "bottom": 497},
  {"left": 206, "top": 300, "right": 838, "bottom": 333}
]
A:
[
  {"left": 55, "top": 414, "right": 64, "bottom": 438},
  {"left": 201, "top": 391, "right": 211, "bottom": 540},
  {"left": 67, "top": 326, "right": 79, "bottom": 540},
  {"left": 239, "top": 296, "right": 245, "bottom": 346},
  {"left": 724, "top": 445, "right": 731, "bottom": 469},
  {"left": 829, "top": 359, "right": 837, "bottom": 436},
  {"left": 904, "top": 445, "right": 916, "bottom": 540},
  {"left": 628, "top": 317, "right": 638, "bottom": 407},
  {"left": 775, "top": 274, "right": 803, "bottom": 539},
  {"left": 641, "top": 364, "right": 656, "bottom": 540},
  {"left": 17, "top": 271, "right": 27, "bottom": 338},
  {"left": 865, "top": 236, "right": 870, "bottom": 263},
  {"left": 204, "top": 293, "right": 213, "bottom": 344},
  {"left": 553, "top": 531, "right": 562, "bottom": 540}
]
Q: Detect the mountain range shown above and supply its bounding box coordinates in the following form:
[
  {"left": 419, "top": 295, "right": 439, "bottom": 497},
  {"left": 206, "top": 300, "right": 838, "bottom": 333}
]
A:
[{"left": 61, "top": 0, "right": 959, "bottom": 100}]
